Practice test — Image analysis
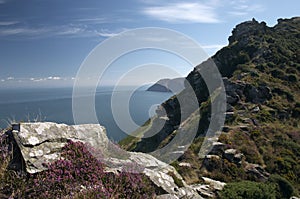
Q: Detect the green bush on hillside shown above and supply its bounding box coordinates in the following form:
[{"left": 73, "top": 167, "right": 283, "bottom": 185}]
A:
[
  {"left": 219, "top": 181, "right": 276, "bottom": 199},
  {"left": 268, "top": 174, "right": 296, "bottom": 199}
]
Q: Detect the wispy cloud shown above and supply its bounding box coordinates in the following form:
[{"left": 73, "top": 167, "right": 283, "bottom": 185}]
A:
[
  {"left": 76, "top": 17, "right": 110, "bottom": 24},
  {"left": 142, "top": 2, "right": 220, "bottom": 23},
  {"left": 9, "top": 76, "right": 73, "bottom": 82},
  {"left": 0, "top": 23, "right": 120, "bottom": 39},
  {"left": 30, "top": 78, "right": 47, "bottom": 82},
  {"left": 55, "top": 26, "right": 85, "bottom": 36},
  {"left": 95, "top": 29, "right": 120, "bottom": 37},
  {"left": 0, "top": 21, "right": 19, "bottom": 26},
  {"left": 76, "top": 15, "right": 134, "bottom": 25},
  {"left": 228, "top": 0, "right": 264, "bottom": 16},
  {"left": 0, "top": 76, "right": 76, "bottom": 88},
  {"left": 0, "top": 27, "right": 50, "bottom": 36},
  {"left": 47, "top": 76, "right": 61, "bottom": 80}
]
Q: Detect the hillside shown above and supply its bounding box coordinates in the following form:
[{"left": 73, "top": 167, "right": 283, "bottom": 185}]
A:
[{"left": 120, "top": 17, "right": 300, "bottom": 197}]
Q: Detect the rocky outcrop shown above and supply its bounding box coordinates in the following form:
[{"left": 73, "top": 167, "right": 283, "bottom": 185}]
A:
[
  {"left": 244, "top": 163, "right": 270, "bottom": 181},
  {"left": 7, "top": 122, "right": 108, "bottom": 173},
  {"left": 191, "top": 177, "right": 226, "bottom": 198},
  {"left": 5, "top": 122, "right": 225, "bottom": 198},
  {"left": 223, "top": 149, "right": 244, "bottom": 164},
  {"left": 223, "top": 77, "right": 272, "bottom": 105}
]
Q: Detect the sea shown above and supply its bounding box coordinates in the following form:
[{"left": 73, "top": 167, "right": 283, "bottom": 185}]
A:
[{"left": 0, "top": 87, "right": 172, "bottom": 141}]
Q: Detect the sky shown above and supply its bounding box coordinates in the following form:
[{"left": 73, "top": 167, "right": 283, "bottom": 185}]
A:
[{"left": 0, "top": 0, "right": 299, "bottom": 88}]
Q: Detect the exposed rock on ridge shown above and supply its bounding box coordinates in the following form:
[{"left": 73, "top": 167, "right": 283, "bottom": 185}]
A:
[{"left": 5, "top": 122, "right": 225, "bottom": 198}]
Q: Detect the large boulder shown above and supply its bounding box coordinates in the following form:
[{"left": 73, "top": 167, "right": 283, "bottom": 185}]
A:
[
  {"left": 8, "top": 122, "right": 108, "bottom": 173},
  {"left": 223, "top": 148, "right": 244, "bottom": 164},
  {"left": 5, "top": 122, "right": 202, "bottom": 198},
  {"left": 209, "top": 142, "right": 226, "bottom": 155},
  {"left": 244, "top": 163, "right": 270, "bottom": 181}
]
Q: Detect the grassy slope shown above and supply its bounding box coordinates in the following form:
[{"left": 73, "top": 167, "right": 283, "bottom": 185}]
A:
[{"left": 120, "top": 17, "right": 300, "bottom": 194}]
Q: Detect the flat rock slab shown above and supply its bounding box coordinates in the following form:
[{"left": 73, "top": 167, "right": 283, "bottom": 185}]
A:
[
  {"left": 8, "top": 122, "right": 204, "bottom": 198},
  {"left": 12, "top": 122, "right": 108, "bottom": 173}
]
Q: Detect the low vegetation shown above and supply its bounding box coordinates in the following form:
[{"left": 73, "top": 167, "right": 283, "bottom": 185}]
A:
[
  {"left": 0, "top": 134, "right": 155, "bottom": 199},
  {"left": 219, "top": 181, "right": 276, "bottom": 199}
]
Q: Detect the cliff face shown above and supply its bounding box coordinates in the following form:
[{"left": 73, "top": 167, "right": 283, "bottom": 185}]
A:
[{"left": 120, "top": 17, "right": 300, "bottom": 194}]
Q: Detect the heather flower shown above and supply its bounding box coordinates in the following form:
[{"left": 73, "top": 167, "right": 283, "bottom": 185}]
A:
[{"left": 25, "top": 140, "right": 155, "bottom": 199}]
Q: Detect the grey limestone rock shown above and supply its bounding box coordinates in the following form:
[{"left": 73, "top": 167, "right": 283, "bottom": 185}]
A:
[{"left": 6, "top": 122, "right": 205, "bottom": 198}]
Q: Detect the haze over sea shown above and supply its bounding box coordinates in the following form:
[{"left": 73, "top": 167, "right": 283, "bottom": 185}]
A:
[{"left": 0, "top": 87, "right": 172, "bottom": 141}]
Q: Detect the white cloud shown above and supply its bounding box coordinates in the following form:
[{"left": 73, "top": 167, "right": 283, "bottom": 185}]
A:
[
  {"left": 0, "top": 23, "right": 121, "bottom": 39},
  {"left": 35, "top": 78, "right": 46, "bottom": 82},
  {"left": 76, "top": 17, "right": 110, "bottom": 24},
  {"left": 53, "top": 26, "right": 102, "bottom": 38},
  {"left": 47, "top": 76, "right": 61, "bottom": 80},
  {"left": 96, "top": 30, "right": 119, "bottom": 37},
  {"left": 56, "top": 27, "right": 122, "bottom": 38},
  {"left": 142, "top": 2, "right": 220, "bottom": 23},
  {"left": 2, "top": 77, "right": 76, "bottom": 85},
  {"left": 0, "top": 26, "right": 70, "bottom": 38},
  {"left": 0, "top": 27, "right": 49, "bottom": 36},
  {"left": 55, "top": 27, "right": 84, "bottom": 36},
  {"left": 228, "top": 0, "right": 264, "bottom": 16},
  {"left": 30, "top": 77, "right": 46, "bottom": 82},
  {"left": 0, "top": 21, "right": 19, "bottom": 26},
  {"left": 53, "top": 77, "right": 61, "bottom": 80}
]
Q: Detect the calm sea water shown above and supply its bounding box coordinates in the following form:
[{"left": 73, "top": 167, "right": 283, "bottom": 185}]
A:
[{"left": 0, "top": 87, "right": 172, "bottom": 141}]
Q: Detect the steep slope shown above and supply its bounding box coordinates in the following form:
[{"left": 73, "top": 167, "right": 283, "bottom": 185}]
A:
[{"left": 120, "top": 17, "right": 300, "bottom": 196}]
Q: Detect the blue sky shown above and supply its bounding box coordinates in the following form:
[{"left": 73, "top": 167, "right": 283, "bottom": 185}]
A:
[{"left": 0, "top": 0, "right": 299, "bottom": 88}]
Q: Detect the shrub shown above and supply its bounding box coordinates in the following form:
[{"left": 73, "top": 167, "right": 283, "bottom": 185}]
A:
[
  {"left": 167, "top": 172, "right": 184, "bottom": 188},
  {"left": 219, "top": 181, "right": 276, "bottom": 199},
  {"left": 287, "top": 74, "right": 297, "bottom": 82},
  {"left": 256, "top": 64, "right": 267, "bottom": 72},
  {"left": 28, "top": 141, "right": 155, "bottom": 199},
  {"left": 0, "top": 140, "right": 156, "bottom": 198},
  {"left": 238, "top": 51, "right": 251, "bottom": 63},
  {"left": 28, "top": 141, "right": 107, "bottom": 198},
  {"left": 271, "top": 68, "right": 285, "bottom": 79},
  {"left": 257, "top": 109, "right": 274, "bottom": 122},
  {"left": 286, "top": 67, "right": 297, "bottom": 74},
  {"left": 0, "top": 133, "right": 9, "bottom": 180},
  {"left": 268, "top": 174, "right": 296, "bottom": 199},
  {"left": 0, "top": 131, "right": 29, "bottom": 198}
]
